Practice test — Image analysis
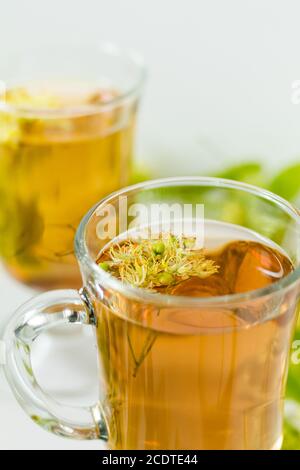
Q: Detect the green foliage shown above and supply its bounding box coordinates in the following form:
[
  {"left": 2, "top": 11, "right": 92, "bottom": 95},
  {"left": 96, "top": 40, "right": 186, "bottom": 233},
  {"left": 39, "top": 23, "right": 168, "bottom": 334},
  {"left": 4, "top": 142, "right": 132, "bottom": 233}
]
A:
[
  {"left": 215, "top": 162, "right": 266, "bottom": 186},
  {"left": 130, "top": 164, "right": 153, "bottom": 185},
  {"left": 270, "top": 163, "right": 300, "bottom": 201},
  {"left": 282, "top": 420, "right": 300, "bottom": 450}
]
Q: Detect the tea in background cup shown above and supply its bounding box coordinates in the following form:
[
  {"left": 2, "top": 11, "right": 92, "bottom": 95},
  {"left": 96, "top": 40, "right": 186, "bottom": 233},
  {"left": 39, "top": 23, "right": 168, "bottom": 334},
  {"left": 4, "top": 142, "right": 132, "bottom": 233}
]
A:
[{"left": 0, "top": 43, "right": 145, "bottom": 289}]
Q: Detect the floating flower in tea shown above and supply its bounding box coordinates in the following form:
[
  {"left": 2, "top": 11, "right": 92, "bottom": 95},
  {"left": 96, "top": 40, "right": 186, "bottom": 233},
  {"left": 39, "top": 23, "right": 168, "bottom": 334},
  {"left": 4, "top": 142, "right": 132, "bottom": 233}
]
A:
[{"left": 98, "top": 234, "right": 219, "bottom": 289}]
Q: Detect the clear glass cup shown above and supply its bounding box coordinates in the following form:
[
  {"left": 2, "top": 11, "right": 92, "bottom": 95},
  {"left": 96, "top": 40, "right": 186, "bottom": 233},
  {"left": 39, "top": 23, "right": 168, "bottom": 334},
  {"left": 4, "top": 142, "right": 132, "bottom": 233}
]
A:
[
  {"left": 0, "top": 43, "right": 145, "bottom": 289},
  {"left": 2, "top": 177, "right": 300, "bottom": 450}
]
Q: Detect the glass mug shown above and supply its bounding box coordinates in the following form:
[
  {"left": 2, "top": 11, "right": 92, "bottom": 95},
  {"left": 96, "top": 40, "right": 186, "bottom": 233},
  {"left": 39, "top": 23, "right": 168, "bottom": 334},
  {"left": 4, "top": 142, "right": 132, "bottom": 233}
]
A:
[
  {"left": 0, "top": 43, "right": 145, "bottom": 289},
  {"left": 3, "top": 177, "right": 300, "bottom": 450}
]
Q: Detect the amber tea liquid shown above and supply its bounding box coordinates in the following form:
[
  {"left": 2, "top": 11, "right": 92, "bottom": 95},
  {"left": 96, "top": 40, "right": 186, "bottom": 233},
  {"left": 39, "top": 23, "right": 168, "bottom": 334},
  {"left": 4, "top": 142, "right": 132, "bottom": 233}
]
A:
[
  {"left": 95, "top": 222, "right": 297, "bottom": 450},
  {"left": 0, "top": 84, "right": 136, "bottom": 288}
]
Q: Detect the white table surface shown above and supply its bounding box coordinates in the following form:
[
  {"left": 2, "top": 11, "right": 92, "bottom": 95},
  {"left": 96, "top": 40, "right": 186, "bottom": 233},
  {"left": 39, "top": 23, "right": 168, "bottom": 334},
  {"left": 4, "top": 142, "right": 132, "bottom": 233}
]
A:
[{"left": 0, "top": 265, "right": 105, "bottom": 450}]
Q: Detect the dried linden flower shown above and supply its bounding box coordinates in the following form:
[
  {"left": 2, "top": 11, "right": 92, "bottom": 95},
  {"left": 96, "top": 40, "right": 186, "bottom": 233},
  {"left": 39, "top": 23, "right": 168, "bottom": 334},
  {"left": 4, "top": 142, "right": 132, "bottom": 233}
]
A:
[{"left": 98, "top": 234, "right": 219, "bottom": 289}]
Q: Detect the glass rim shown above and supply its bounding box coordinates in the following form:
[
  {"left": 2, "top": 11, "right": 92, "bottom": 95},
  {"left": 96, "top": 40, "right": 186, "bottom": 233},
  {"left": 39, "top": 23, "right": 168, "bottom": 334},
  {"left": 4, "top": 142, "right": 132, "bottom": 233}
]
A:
[
  {"left": 0, "top": 41, "right": 147, "bottom": 117},
  {"left": 75, "top": 176, "right": 300, "bottom": 307}
]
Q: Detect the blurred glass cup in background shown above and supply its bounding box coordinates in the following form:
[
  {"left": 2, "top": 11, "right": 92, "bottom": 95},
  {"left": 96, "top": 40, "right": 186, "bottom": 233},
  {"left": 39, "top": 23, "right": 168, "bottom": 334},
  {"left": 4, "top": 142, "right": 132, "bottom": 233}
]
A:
[{"left": 0, "top": 43, "right": 145, "bottom": 289}]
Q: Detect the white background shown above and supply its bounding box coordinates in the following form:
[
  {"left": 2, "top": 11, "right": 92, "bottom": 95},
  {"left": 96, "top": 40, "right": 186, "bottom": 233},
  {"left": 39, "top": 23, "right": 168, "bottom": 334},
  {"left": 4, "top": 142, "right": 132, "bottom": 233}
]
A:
[
  {"left": 1, "top": 0, "right": 300, "bottom": 175},
  {"left": 1, "top": 0, "right": 300, "bottom": 450}
]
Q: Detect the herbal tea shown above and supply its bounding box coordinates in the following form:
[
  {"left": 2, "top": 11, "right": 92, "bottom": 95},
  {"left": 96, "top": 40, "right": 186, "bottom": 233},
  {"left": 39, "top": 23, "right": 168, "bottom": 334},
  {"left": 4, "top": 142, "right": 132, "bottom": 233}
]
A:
[
  {"left": 0, "top": 84, "right": 136, "bottom": 288},
  {"left": 95, "top": 223, "right": 296, "bottom": 450}
]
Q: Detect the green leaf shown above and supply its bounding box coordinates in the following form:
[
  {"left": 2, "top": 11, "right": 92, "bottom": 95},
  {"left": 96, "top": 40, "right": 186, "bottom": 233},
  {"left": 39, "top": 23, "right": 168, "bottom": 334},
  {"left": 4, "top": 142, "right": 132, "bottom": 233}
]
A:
[
  {"left": 283, "top": 420, "right": 300, "bottom": 450},
  {"left": 215, "top": 162, "right": 265, "bottom": 186},
  {"left": 269, "top": 163, "right": 300, "bottom": 201},
  {"left": 130, "top": 164, "right": 152, "bottom": 185}
]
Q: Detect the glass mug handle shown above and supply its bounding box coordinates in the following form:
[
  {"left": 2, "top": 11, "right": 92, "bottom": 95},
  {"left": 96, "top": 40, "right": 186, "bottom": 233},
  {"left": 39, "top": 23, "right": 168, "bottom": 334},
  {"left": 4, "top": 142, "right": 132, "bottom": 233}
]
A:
[{"left": 2, "top": 288, "right": 108, "bottom": 441}]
